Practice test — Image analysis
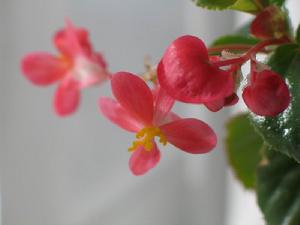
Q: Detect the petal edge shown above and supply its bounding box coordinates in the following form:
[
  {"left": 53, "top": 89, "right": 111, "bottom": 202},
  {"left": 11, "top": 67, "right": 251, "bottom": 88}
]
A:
[{"left": 160, "top": 118, "right": 217, "bottom": 154}]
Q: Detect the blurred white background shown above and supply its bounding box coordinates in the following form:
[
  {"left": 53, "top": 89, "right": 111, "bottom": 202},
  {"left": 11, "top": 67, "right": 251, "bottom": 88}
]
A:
[{"left": 0, "top": 0, "right": 299, "bottom": 225}]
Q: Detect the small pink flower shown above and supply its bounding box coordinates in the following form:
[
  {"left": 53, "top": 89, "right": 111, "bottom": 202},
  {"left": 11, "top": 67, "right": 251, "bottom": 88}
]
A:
[
  {"left": 21, "top": 19, "right": 110, "bottom": 116},
  {"left": 157, "top": 35, "right": 234, "bottom": 104},
  {"left": 242, "top": 70, "right": 290, "bottom": 116},
  {"left": 99, "top": 72, "right": 217, "bottom": 175}
]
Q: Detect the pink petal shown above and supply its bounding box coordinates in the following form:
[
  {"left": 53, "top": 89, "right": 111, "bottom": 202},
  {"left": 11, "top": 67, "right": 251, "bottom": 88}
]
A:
[
  {"left": 72, "top": 56, "right": 109, "bottom": 89},
  {"left": 53, "top": 78, "right": 80, "bottom": 116},
  {"left": 204, "top": 98, "right": 225, "bottom": 112},
  {"left": 153, "top": 86, "right": 175, "bottom": 126},
  {"left": 160, "top": 118, "right": 217, "bottom": 154},
  {"left": 242, "top": 70, "right": 290, "bottom": 116},
  {"left": 129, "top": 142, "right": 161, "bottom": 176},
  {"left": 204, "top": 93, "right": 239, "bottom": 112},
  {"left": 54, "top": 27, "right": 92, "bottom": 57},
  {"left": 166, "top": 112, "right": 181, "bottom": 122},
  {"left": 53, "top": 19, "right": 87, "bottom": 57},
  {"left": 224, "top": 93, "right": 239, "bottom": 106},
  {"left": 111, "top": 72, "right": 154, "bottom": 126},
  {"left": 21, "top": 52, "right": 68, "bottom": 86},
  {"left": 98, "top": 97, "right": 143, "bottom": 132},
  {"left": 92, "top": 52, "right": 108, "bottom": 70},
  {"left": 157, "top": 35, "right": 234, "bottom": 103}
]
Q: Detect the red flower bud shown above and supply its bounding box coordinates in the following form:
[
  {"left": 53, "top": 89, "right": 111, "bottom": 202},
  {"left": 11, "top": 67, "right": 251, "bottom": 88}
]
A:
[
  {"left": 250, "top": 6, "right": 288, "bottom": 40},
  {"left": 242, "top": 70, "right": 290, "bottom": 117},
  {"left": 157, "top": 35, "right": 234, "bottom": 104}
]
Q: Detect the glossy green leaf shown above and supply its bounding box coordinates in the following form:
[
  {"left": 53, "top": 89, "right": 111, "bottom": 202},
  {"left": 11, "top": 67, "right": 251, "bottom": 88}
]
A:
[
  {"left": 192, "top": 0, "right": 258, "bottom": 12},
  {"left": 225, "top": 113, "right": 264, "bottom": 189},
  {"left": 257, "top": 149, "right": 300, "bottom": 225},
  {"left": 192, "top": 0, "right": 286, "bottom": 12},
  {"left": 250, "top": 44, "right": 300, "bottom": 162},
  {"left": 211, "top": 35, "right": 259, "bottom": 47},
  {"left": 210, "top": 30, "right": 258, "bottom": 55},
  {"left": 267, "top": 44, "right": 299, "bottom": 75}
]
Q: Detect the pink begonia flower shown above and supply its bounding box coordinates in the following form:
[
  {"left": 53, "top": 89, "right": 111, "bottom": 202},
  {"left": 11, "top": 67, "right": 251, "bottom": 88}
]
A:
[
  {"left": 157, "top": 35, "right": 234, "bottom": 104},
  {"left": 242, "top": 70, "right": 290, "bottom": 117},
  {"left": 99, "top": 72, "right": 217, "bottom": 175},
  {"left": 21, "top": 19, "right": 110, "bottom": 116}
]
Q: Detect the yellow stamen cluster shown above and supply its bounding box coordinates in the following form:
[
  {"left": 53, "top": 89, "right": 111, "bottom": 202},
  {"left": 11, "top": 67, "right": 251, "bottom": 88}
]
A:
[{"left": 128, "top": 127, "right": 167, "bottom": 152}]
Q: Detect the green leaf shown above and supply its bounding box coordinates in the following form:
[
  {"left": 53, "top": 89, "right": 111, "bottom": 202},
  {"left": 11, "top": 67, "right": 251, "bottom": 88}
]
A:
[
  {"left": 192, "top": 0, "right": 238, "bottom": 9},
  {"left": 192, "top": 0, "right": 258, "bottom": 12},
  {"left": 257, "top": 149, "right": 300, "bottom": 225},
  {"left": 267, "top": 44, "right": 299, "bottom": 75},
  {"left": 210, "top": 33, "right": 259, "bottom": 55},
  {"left": 225, "top": 113, "right": 264, "bottom": 189},
  {"left": 211, "top": 35, "right": 259, "bottom": 47},
  {"left": 250, "top": 44, "right": 300, "bottom": 162},
  {"left": 230, "top": 0, "right": 258, "bottom": 12},
  {"left": 192, "top": 0, "right": 286, "bottom": 12}
]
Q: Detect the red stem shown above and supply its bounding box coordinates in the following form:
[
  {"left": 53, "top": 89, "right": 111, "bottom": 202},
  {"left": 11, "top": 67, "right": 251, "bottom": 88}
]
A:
[
  {"left": 210, "top": 38, "right": 288, "bottom": 68},
  {"left": 208, "top": 44, "right": 254, "bottom": 54}
]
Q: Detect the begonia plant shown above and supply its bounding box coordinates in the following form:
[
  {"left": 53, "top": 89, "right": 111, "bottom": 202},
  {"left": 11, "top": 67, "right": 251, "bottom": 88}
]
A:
[{"left": 21, "top": 0, "right": 300, "bottom": 224}]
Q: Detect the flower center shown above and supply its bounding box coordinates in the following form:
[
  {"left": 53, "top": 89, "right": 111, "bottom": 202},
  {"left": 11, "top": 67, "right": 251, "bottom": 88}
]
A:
[
  {"left": 128, "top": 127, "right": 167, "bottom": 152},
  {"left": 73, "top": 56, "right": 104, "bottom": 83},
  {"left": 58, "top": 55, "right": 73, "bottom": 69}
]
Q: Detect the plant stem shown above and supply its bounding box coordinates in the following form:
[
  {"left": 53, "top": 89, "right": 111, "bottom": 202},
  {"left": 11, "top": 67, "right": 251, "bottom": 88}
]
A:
[
  {"left": 208, "top": 44, "right": 254, "bottom": 54},
  {"left": 210, "top": 38, "right": 288, "bottom": 68}
]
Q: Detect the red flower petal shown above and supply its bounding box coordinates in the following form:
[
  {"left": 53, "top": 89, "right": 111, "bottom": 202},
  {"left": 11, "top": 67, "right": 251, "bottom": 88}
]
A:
[
  {"left": 21, "top": 53, "right": 68, "bottom": 86},
  {"left": 53, "top": 79, "right": 80, "bottom": 116},
  {"left": 157, "top": 35, "right": 234, "bottom": 103},
  {"left": 54, "top": 26, "right": 92, "bottom": 57},
  {"left": 53, "top": 19, "right": 87, "bottom": 58},
  {"left": 160, "top": 118, "right": 217, "bottom": 154},
  {"left": 153, "top": 86, "right": 175, "bottom": 126},
  {"left": 129, "top": 142, "right": 160, "bottom": 176},
  {"left": 242, "top": 70, "right": 290, "bottom": 116},
  {"left": 204, "top": 98, "right": 225, "bottom": 112},
  {"left": 92, "top": 52, "right": 108, "bottom": 70},
  {"left": 98, "top": 97, "right": 143, "bottom": 132},
  {"left": 111, "top": 72, "right": 154, "bottom": 126},
  {"left": 72, "top": 56, "right": 109, "bottom": 89},
  {"left": 204, "top": 93, "right": 239, "bottom": 112},
  {"left": 224, "top": 93, "right": 239, "bottom": 106}
]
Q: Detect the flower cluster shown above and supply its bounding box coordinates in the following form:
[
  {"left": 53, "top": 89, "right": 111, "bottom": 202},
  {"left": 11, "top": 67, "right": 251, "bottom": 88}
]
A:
[
  {"left": 158, "top": 35, "right": 290, "bottom": 117},
  {"left": 21, "top": 18, "right": 291, "bottom": 175}
]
